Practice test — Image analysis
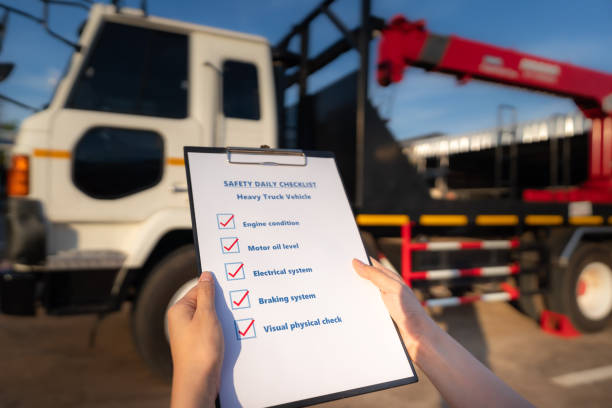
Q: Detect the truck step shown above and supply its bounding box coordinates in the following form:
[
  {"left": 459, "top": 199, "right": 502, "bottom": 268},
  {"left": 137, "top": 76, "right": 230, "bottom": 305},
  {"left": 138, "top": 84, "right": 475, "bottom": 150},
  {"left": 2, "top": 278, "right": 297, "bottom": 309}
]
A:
[{"left": 39, "top": 250, "right": 126, "bottom": 271}]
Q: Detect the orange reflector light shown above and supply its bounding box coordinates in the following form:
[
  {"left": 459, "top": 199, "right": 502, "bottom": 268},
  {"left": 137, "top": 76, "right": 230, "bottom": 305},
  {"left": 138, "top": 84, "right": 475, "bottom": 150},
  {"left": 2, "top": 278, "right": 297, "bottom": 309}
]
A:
[{"left": 7, "top": 155, "right": 29, "bottom": 196}]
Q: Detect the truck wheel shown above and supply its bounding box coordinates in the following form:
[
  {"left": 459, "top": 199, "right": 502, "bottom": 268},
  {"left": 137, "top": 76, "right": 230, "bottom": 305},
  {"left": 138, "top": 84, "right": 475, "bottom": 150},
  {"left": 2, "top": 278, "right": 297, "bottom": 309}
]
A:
[
  {"left": 132, "top": 245, "right": 198, "bottom": 380},
  {"left": 554, "top": 243, "right": 612, "bottom": 332},
  {"left": 516, "top": 273, "right": 544, "bottom": 322}
]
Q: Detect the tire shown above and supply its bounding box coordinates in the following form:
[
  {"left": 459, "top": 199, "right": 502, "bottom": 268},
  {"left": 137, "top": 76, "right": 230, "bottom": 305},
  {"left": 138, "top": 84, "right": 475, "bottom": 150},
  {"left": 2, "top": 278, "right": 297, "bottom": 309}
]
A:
[
  {"left": 552, "top": 243, "right": 612, "bottom": 332},
  {"left": 132, "top": 245, "right": 199, "bottom": 380},
  {"left": 516, "top": 272, "right": 545, "bottom": 321},
  {"left": 515, "top": 240, "right": 546, "bottom": 321}
]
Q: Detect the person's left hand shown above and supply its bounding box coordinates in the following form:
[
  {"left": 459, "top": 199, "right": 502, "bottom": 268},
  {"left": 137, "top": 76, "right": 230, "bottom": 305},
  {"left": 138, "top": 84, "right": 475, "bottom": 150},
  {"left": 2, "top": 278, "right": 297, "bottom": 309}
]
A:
[{"left": 167, "top": 271, "right": 224, "bottom": 408}]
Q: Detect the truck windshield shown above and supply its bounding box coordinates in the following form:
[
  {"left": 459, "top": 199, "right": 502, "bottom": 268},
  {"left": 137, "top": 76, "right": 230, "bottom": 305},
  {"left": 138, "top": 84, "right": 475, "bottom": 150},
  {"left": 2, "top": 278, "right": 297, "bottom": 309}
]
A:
[{"left": 66, "top": 22, "right": 188, "bottom": 118}]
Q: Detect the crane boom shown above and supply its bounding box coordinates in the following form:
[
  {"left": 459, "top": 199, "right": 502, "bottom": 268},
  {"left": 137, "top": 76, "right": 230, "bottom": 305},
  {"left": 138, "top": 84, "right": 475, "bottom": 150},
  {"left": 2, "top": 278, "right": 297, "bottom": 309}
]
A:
[{"left": 377, "top": 15, "right": 612, "bottom": 203}]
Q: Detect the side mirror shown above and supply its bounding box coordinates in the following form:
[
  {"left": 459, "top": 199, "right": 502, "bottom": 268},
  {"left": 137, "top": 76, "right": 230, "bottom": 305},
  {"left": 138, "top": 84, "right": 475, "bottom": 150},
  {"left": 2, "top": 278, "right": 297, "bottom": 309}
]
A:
[
  {"left": 0, "top": 10, "right": 8, "bottom": 55},
  {"left": 0, "top": 10, "right": 12, "bottom": 83},
  {"left": 0, "top": 62, "right": 13, "bottom": 82}
]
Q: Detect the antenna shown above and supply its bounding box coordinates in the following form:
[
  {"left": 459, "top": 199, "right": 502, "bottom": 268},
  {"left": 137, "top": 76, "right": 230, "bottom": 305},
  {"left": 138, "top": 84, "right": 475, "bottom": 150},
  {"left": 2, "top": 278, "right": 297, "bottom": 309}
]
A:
[
  {"left": 112, "top": 0, "right": 147, "bottom": 15},
  {"left": 140, "top": 0, "right": 148, "bottom": 16}
]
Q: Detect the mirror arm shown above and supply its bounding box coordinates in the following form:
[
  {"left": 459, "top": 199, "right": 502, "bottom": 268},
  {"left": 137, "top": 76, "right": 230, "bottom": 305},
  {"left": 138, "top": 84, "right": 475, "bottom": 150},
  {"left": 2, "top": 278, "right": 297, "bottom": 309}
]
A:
[
  {"left": 0, "top": 93, "right": 40, "bottom": 112},
  {"left": 0, "top": 2, "right": 82, "bottom": 51}
]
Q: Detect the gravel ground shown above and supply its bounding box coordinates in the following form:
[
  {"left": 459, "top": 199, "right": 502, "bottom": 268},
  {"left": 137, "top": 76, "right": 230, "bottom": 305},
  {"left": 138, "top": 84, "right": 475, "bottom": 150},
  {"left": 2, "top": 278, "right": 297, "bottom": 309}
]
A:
[{"left": 2, "top": 301, "right": 612, "bottom": 407}]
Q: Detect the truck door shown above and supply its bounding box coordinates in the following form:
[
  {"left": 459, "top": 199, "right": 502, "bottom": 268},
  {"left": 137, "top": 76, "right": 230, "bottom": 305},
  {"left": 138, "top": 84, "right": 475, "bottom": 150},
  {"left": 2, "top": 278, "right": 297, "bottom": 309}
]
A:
[
  {"left": 47, "top": 21, "right": 202, "bottom": 223},
  {"left": 192, "top": 32, "right": 276, "bottom": 149}
]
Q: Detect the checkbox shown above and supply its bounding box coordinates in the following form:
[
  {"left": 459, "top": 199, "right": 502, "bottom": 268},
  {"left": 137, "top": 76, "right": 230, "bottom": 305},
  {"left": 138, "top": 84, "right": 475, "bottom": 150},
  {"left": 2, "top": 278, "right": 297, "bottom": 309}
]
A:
[
  {"left": 220, "top": 237, "right": 240, "bottom": 254},
  {"left": 225, "top": 262, "right": 245, "bottom": 281},
  {"left": 235, "top": 318, "right": 256, "bottom": 340},
  {"left": 217, "top": 213, "right": 235, "bottom": 230},
  {"left": 230, "top": 289, "right": 250, "bottom": 310}
]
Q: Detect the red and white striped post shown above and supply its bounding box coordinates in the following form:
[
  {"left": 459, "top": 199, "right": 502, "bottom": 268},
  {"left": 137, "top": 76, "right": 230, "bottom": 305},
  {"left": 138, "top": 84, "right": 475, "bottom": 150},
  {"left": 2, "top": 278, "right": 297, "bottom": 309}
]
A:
[
  {"left": 401, "top": 221, "right": 412, "bottom": 286},
  {"left": 422, "top": 283, "right": 520, "bottom": 308},
  {"left": 409, "top": 263, "right": 520, "bottom": 280},
  {"left": 409, "top": 239, "right": 520, "bottom": 251}
]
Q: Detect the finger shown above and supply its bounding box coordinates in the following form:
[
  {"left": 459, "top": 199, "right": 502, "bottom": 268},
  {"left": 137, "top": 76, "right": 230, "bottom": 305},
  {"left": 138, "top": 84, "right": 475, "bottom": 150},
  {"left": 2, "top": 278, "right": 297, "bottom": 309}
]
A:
[
  {"left": 196, "top": 271, "right": 216, "bottom": 317},
  {"left": 369, "top": 256, "right": 397, "bottom": 276},
  {"left": 353, "top": 258, "right": 402, "bottom": 293},
  {"left": 168, "top": 284, "right": 199, "bottom": 323},
  {"left": 369, "top": 256, "right": 403, "bottom": 282},
  {"left": 370, "top": 256, "right": 384, "bottom": 269}
]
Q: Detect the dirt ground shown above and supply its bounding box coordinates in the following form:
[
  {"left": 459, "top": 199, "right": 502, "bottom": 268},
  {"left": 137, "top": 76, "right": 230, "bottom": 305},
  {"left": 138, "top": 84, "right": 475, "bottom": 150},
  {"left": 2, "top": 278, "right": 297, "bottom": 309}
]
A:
[{"left": 1, "top": 301, "right": 612, "bottom": 407}]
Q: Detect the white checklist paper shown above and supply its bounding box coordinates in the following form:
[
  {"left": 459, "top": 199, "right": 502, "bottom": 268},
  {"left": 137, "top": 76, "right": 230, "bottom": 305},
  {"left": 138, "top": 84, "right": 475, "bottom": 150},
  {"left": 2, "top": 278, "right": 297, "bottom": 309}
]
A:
[{"left": 185, "top": 148, "right": 417, "bottom": 408}]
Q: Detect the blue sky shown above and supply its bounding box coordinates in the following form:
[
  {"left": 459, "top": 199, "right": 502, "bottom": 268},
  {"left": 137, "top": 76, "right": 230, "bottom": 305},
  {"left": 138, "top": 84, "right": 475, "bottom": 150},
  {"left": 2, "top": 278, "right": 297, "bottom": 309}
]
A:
[{"left": 0, "top": 0, "right": 611, "bottom": 140}]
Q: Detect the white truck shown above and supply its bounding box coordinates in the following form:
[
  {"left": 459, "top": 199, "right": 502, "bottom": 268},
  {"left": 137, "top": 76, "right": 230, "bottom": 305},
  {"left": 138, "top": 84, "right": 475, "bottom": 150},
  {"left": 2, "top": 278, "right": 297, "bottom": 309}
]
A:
[
  {"left": 4, "top": 0, "right": 612, "bottom": 381},
  {"left": 2, "top": 3, "right": 280, "bottom": 377}
]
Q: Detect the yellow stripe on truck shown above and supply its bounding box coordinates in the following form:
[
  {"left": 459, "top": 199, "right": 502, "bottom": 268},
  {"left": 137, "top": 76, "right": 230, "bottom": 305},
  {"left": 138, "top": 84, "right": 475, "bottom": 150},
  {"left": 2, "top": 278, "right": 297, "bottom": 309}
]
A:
[
  {"left": 569, "top": 216, "right": 604, "bottom": 225},
  {"left": 475, "top": 215, "right": 518, "bottom": 226},
  {"left": 525, "top": 215, "right": 564, "bottom": 225},
  {"left": 419, "top": 214, "right": 468, "bottom": 226},
  {"left": 356, "top": 214, "right": 410, "bottom": 226},
  {"left": 33, "top": 149, "right": 71, "bottom": 159},
  {"left": 33, "top": 150, "right": 187, "bottom": 167},
  {"left": 167, "top": 157, "right": 185, "bottom": 166}
]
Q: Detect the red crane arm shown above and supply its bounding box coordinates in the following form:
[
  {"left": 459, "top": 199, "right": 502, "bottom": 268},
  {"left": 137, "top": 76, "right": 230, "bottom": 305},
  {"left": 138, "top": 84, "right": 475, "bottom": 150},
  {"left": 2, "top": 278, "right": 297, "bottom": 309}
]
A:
[
  {"left": 376, "top": 15, "right": 612, "bottom": 203},
  {"left": 377, "top": 15, "right": 612, "bottom": 118}
]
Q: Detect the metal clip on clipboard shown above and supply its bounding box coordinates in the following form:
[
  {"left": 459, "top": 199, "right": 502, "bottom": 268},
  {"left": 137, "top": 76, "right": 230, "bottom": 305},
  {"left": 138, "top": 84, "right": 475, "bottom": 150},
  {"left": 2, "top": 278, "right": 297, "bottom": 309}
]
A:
[{"left": 226, "top": 147, "right": 307, "bottom": 166}]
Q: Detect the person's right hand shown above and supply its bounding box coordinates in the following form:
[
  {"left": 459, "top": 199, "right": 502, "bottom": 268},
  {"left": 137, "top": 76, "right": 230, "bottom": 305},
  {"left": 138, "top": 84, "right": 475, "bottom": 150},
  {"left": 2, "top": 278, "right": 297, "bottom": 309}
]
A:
[
  {"left": 352, "top": 257, "right": 435, "bottom": 359},
  {"left": 354, "top": 258, "right": 535, "bottom": 408}
]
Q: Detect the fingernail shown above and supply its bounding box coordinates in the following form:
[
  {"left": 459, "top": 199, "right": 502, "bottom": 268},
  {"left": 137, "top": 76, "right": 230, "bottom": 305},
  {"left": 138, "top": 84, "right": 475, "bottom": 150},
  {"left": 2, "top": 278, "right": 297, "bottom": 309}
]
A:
[
  {"left": 199, "top": 271, "right": 212, "bottom": 282},
  {"left": 353, "top": 258, "right": 365, "bottom": 265}
]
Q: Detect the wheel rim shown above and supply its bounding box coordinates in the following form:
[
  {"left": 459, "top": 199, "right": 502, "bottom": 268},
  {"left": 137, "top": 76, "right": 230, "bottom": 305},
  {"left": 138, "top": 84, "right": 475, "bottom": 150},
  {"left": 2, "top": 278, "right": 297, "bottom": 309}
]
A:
[
  {"left": 575, "top": 262, "right": 612, "bottom": 321},
  {"left": 164, "top": 278, "right": 199, "bottom": 342}
]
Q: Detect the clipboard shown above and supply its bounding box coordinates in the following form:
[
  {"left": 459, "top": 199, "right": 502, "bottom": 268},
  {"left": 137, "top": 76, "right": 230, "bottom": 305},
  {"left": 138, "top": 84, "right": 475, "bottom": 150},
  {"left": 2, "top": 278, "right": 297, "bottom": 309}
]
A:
[{"left": 184, "top": 146, "right": 417, "bottom": 408}]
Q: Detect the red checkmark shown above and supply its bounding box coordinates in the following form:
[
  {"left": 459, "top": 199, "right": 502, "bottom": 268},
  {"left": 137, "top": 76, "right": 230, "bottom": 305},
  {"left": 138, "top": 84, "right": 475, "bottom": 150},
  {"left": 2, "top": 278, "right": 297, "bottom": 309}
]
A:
[
  {"left": 220, "top": 214, "right": 234, "bottom": 227},
  {"left": 239, "top": 319, "right": 255, "bottom": 337},
  {"left": 223, "top": 238, "right": 238, "bottom": 251},
  {"left": 233, "top": 290, "right": 249, "bottom": 306},
  {"left": 229, "top": 263, "right": 244, "bottom": 278}
]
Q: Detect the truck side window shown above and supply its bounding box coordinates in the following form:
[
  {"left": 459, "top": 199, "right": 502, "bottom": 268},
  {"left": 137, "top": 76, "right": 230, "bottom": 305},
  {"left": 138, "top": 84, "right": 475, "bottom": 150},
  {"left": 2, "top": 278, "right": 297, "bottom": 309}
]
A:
[
  {"left": 223, "top": 60, "right": 260, "bottom": 120},
  {"left": 67, "top": 22, "right": 188, "bottom": 119},
  {"left": 73, "top": 127, "right": 164, "bottom": 199}
]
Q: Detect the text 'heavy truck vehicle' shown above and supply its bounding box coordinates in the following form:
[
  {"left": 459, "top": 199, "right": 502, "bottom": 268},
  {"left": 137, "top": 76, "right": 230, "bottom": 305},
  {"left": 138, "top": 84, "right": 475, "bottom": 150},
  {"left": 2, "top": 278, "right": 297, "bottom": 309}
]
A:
[{"left": 1, "top": 0, "right": 612, "bottom": 379}]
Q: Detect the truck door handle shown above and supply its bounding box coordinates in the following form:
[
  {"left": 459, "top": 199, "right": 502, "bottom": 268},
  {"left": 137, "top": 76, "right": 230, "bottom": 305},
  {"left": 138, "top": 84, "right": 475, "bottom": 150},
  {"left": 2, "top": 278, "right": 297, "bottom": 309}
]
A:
[{"left": 171, "top": 183, "right": 188, "bottom": 193}]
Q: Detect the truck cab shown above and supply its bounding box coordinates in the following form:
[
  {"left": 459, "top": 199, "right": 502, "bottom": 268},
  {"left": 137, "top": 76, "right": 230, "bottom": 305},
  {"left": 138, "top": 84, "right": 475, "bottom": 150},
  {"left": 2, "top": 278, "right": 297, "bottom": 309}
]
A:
[{"left": 2, "top": 4, "right": 276, "bottom": 376}]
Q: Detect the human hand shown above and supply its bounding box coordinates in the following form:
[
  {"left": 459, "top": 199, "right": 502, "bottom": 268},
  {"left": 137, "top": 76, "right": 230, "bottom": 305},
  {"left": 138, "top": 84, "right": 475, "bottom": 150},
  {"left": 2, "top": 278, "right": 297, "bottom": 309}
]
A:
[
  {"left": 353, "top": 258, "right": 535, "bottom": 408},
  {"left": 167, "top": 271, "right": 224, "bottom": 408},
  {"left": 352, "top": 258, "right": 436, "bottom": 359}
]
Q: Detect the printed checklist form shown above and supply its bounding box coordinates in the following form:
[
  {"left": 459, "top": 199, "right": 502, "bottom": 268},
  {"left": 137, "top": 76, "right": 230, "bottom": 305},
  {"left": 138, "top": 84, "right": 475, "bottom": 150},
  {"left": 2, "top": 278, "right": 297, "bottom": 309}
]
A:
[{"left": 185, "top": 147, "right": 417, "bottom": 408}]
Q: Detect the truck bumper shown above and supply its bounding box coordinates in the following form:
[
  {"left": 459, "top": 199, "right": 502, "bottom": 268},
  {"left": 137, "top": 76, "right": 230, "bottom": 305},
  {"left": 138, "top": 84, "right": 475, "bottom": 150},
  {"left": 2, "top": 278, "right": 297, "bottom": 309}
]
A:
[
  {"left": 0, "top": 266, "right": 121, "bottom": 316},
  {"left": 0, "top": 268, "right": 36, "bottom": 315},
  {"left": 5, "top": 198, "right": 46, "bottom": 265}
]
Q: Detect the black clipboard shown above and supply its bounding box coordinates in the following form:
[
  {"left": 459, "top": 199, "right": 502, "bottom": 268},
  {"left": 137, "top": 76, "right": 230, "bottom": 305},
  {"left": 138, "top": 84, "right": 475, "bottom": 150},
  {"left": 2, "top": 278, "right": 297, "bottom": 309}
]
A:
[{"left": 184, "top": 146, "right": 418, "bottom": 408}]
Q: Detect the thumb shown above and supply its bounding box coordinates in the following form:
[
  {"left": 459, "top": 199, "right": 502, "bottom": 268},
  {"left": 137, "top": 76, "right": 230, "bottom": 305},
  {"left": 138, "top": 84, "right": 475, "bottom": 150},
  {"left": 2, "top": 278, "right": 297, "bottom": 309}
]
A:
[
  {"left": 196, "top": 271, "right": 216, "bottom": 316},
  {"left": 353, "top": 258, "right": 401, "bottom": 293}
]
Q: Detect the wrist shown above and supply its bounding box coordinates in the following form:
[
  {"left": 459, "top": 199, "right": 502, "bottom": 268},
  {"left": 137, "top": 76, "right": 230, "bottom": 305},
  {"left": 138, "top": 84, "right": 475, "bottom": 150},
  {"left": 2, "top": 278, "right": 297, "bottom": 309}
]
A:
[
  {"left": 397, "top": 312, "right": 439, "bottom": 363},
  {"left": 171, "top": 363, "right": 220, "bottom": 408}
]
